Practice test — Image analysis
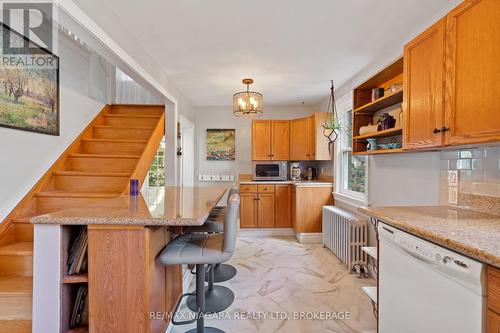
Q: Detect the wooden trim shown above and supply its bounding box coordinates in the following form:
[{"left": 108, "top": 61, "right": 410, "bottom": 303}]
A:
[{"left": 126, "top": 113, "right": 165, "bottom": 194}]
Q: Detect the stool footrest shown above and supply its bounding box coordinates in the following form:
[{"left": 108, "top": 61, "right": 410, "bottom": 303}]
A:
[{"left": 171, "top": 292, "right": 198, "bottom": 326}]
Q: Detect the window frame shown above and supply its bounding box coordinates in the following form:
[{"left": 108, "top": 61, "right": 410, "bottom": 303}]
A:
[{"left": 334, "top": 91, "right": 368, "bottom": 205}]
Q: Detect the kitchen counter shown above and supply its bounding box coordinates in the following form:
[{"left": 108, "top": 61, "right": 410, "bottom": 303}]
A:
[
  {"left": 359, "top": 205, "right": 500, "bottom": 268},
  {"left": 239, "top": 180, "right": 333, "bottom": 187},
  {"left": 30, "top": 186, "right": 227, "bottom": 226}
]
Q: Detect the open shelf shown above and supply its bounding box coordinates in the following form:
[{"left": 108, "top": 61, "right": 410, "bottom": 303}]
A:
[
  {"left": 353, "top": 148, "right": 404, "bottom": 155},
  {"left": 353, "top": 127, "right": 402, "bottom": 140},
  {"left": 63, "top": 273, "right": 88, "bottom": 284},
  {"left": 354, "top": 89, "right": 403, "bottom": 114},
  {"left": 362, "top": 286, "right": 377, "bottom": 304},
  {"left": 362, "top": 246, "right": 378, "bottom": 260}
]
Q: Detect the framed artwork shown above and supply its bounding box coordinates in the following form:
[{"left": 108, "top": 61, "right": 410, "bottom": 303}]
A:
[
  {"left": 206, "top": 129, "right": 235, "bottom": 161},
  {"left": 0, "top": 22, "right": 60, "bottom": 135}
]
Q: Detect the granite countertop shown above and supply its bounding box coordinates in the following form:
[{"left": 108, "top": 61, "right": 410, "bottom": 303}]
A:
[
  {"left": 31, "top": 186, "right": 227, "bottom": 226},
  {"left": 359, "top": 206, "right": 500, "bottom": 268}
]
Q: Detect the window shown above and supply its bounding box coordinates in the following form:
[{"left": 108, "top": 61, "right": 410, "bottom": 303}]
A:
[
  {"left": 146, "top": 137, "right": 166, "bottom": 188},
  {"left": 337, "top": 95, "right": 367, "bottom": 201}
]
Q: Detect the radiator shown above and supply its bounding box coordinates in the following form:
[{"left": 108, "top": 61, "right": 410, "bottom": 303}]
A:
[{"left": 322, "top": 206, "right": 368, "bottom": 271}]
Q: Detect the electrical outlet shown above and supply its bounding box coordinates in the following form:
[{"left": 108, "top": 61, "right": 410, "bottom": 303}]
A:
[{"left": 448, "top": 170, "right": 458, "bottom": 187}]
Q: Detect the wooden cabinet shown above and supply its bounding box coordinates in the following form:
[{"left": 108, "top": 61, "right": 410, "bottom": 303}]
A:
[
  {"left": 403, "top": 0, "right": 500, "bottom": 149},
  {"left": 239, "top": 185, "right": 276, "bottom": 228},
  {"left": 252, "top": 120, "right": 272, "bottom": 160},
  {"left": 292, "top": 185, "right": 333, "bottom": 233},
  {"left": 444, "top": 0, "right": 500, "bottom": 146},
  {"left": 271, "top": 121, "right": 290, "bottom": 160},
  {"left": 252, "top": 120, "right": 289, "bottom": 160},
  {"left": 403, "top": 19, "right": 446, "bottom": 149},
  {"left": 488, "top": 310, "right": 500, "bottom": 333},
  {"left": 290, "top": 117, "right": 312, "bottom": 160},
  {"left": 240, "top": 193, "right": 258, "bottom": 228},
  {"left": 257, "top": 194, "right": 275, "bottom": 227},
  {"left": 274, "top": 185, "right": 292, "bottom": 228},
  {"left": 488, "top": 266, "right": 500, "bottom": 333}
]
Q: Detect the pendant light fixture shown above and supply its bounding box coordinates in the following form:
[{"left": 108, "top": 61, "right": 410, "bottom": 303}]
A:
[{"left": 233, "top": 78, "right": 263, "bottom": 118}]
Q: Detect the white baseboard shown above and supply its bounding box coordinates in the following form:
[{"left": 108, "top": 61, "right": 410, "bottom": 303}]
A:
[
  {"left": 238, "top": 228, "right": 295, "bottom": 237},
  {"left": 295, "top": 232, "right": 322, "bottom": 244}
]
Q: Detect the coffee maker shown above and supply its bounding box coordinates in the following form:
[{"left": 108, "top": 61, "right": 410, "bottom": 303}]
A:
[{"left": 290, "top": 162, "right": 301, "bottom": 181}]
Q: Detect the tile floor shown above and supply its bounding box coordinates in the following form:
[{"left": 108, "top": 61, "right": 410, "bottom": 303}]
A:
[{"left": 171, "top": 237, "right": 377, "bottom": 333}]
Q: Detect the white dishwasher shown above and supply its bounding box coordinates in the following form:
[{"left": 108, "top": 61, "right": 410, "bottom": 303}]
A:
[{"left": 378, "top": 222, "right": 486, "bottom": 333}]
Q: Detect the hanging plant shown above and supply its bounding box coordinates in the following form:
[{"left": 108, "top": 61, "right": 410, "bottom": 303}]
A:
[{"left": 322, "top": 80, "right": 342, "bottom": 153}]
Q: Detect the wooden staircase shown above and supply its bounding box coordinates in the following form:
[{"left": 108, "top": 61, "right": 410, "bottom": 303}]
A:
[{"left": 0, "top": 104, "right": 165, "bottom": 332}]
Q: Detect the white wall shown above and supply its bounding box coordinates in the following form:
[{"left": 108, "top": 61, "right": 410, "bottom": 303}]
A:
[
  {"left": 194, "top": 105, "right": 318, "bottom": 185},
  {"left": 0, "top": 30, "right": 110, "bottom": 221}
]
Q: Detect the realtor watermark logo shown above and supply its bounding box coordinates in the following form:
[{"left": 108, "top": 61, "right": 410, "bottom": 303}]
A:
[{"left": 1, "top": 0, "right": 58, "bottom": 69}]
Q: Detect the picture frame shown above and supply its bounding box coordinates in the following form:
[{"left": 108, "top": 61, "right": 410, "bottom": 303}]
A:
[
  {"left": 0, "top": 22, "right": 60, "bottom": 136},
  {"left": 206, "top": 129, "right": 235, "bottom": 161}
]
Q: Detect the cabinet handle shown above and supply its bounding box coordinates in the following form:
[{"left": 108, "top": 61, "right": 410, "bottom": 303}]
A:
[
  {"left": 441, "top": 127, "right": 450, "bottom": 132},
  {"left": 433, "top": 128, "right": 441, "bottom": 134}
]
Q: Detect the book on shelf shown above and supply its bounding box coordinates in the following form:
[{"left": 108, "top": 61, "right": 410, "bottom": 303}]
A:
[
  {"left": 67, "top": 227, "right": 88, "bottom": 275},
  {"left": 70, "top": 285, "right": 88, "bottom": 328}
]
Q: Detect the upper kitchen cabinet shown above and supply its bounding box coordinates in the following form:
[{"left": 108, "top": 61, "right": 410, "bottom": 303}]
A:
[
  {"left": 290, "top": 113, "right": 333, "bottom": 160},
  {"left": 403, "top": 19, "right": 446, "bottom": 149},
  {"left": 403, "top": 0, "right": 500, "bottom": 149},
  {"left": 252, "top": 120, "right": 290, "bottom": 160},
  {"left": 443, "top": 0, "right": 500, "bottom": 145},
  {"left": 290, "top": 117, "right": 312, "bottom": 160}
]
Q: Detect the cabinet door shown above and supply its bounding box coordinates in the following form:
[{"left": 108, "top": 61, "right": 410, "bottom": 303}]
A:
[
  {"left": 487, "top": 310, "right": 500, "bottom": 333},
  {"left": 252, "top": 120, "right": 271, "bottom": 160},
  {"left": 444, "top": 0, "right": 500, "bottom": 145},
  {"left": 257, "top": 194, "right": 275, "bottom": 228},
  {"left": 309, "top": 115, "right": 316, "bottom": 160},
  {"left": 293, "top": 186, "right": 333, "bottom": 233},
  {"left": 274, "top": 185, "right": 291, "bottom": 228},
  {"left": 313, "top": 112, "right": 333, "bottom": 160},
  {"left": 240, "top": 193, "right": 257, "bottom": 228},
  {"left": 403, "top": 18, "right": 446, "bottom": 149},
  {"left": 270, "top": 120, "right": 290, "bottom": 160},
  {"left": 290, "top": 117, "right": 311, "bottom": 160}
]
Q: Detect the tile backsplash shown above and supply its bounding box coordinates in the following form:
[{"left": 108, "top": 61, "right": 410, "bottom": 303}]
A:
[{"left": 439, "top": 145, "right": 500, "bottom": 215}]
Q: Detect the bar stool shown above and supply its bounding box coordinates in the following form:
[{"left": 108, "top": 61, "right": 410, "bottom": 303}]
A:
[
  {"left": 159, "top": 194, "right": 240, "bottom": 333},
  {"left": 188, "top": 186, "right": 239, "bottom": 283}
]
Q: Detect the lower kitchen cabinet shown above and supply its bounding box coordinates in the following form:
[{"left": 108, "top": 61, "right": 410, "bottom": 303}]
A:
[
  {"left": 488, "top": 266, "right": 500, "bottom": 333},
  {"left": 292, "top": 185, "right": 333, "bottom": 233},
  {"left": 488, "top": 310, "right": 500, "bottom": 333},
  {"left": 275, "top": 185, "right": 292, "bottom": 228},
  {"left": 240, "top": 193, "right": 258, "bottom": 228},
  {"left": 257, "top": 193, "right": 275, "bottom": 227}
]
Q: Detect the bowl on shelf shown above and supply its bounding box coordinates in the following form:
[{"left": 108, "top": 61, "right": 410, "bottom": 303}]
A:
[
  {"left": 377, "top": 143, "right": 402, "bottom": 150},
  {"left": 366, "top": 138, "right": 378, "bottom": 151}
]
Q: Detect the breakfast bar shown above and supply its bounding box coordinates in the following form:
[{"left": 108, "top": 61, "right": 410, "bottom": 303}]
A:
[{"left": 30, "top": 186, "right": 228, "bottom": 333}]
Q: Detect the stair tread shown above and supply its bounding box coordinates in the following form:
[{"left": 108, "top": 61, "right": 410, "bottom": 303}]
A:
[
  {"left": 0, "top": 242, "right": 33, "bottom": 256},
  {"left": 0, "top": 277, "right": 32, "bottom": 295},
  {"left": 81, "top": 138, "right": 148, "bottom": 143},
  {"left": 69, "top": 153, "right": 141, "bottom": 159},
  {"left": 54, "top": 170, "right": 131, "bottom": 177},
  {"left": 103, "top": 113, "right": 161, "bottom": 119},
  {"left": 93, "top": 125, "right": 155, "bottom": 130},
  {"left": 35, "top": 191, "right": 121, "bottom": 198}
]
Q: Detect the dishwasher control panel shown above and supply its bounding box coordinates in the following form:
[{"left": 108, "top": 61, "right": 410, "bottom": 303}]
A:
[{"left": 379, "top": 224, "right": 473, "bottom": 274}]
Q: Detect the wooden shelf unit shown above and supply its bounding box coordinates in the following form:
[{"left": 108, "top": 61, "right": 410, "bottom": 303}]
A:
[
  {"left": 352, "top": 58, "right": 404, "bottom": 155},
  {"left": 61, "top": 225, "right": 89, "bottom": 332},
  {"left": 353, "top": 127, "right": 402, "bottom": 140}
]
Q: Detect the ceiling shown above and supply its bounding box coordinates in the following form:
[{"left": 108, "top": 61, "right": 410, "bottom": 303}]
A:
[{"left": 74, "top": 0, "right": 457, "bottom": 107}]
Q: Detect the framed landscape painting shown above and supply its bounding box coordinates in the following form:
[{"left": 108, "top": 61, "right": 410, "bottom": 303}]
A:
[
  {"left": 206, "top": 129, "right": 235, "bottom": 161},
  {"left": 0, "top": 22, "right": 60, "bottom": 135}
]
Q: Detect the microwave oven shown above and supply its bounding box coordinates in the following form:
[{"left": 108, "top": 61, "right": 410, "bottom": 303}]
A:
[{"left": 252, "top": 161, "right": 288, "bottom": 181}]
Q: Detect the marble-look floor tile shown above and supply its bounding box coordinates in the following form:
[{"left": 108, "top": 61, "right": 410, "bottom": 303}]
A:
[{"left": 171, "top": 237, "right": 376, "bottom": 333}]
